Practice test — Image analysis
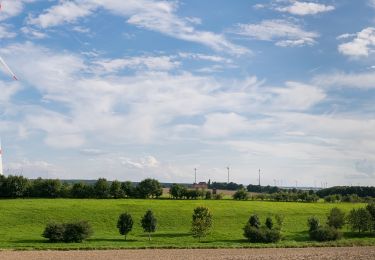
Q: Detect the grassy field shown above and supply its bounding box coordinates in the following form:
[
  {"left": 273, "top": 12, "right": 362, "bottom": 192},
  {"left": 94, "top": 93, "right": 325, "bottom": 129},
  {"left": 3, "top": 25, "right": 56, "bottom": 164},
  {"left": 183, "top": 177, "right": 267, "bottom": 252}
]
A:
[{"left": 0, "top": 199, "right": 374, "bottom": 250}]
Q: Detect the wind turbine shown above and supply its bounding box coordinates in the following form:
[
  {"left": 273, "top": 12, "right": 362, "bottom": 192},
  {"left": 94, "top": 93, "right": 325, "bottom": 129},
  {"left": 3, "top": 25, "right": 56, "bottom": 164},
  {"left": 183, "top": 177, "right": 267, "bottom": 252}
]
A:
[
  {"left": 226, "top": 166, "right": 230, "bottom": 184},
  {"left": 0, "top": 4, "right": 17, "bottom": 80}
]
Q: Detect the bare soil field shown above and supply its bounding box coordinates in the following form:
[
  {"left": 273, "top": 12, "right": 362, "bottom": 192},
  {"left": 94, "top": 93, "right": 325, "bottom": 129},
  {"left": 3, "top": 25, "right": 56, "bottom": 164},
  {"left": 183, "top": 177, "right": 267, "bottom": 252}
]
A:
[{"left": 1, "top": 247, "right": 374, "bottom": 260}]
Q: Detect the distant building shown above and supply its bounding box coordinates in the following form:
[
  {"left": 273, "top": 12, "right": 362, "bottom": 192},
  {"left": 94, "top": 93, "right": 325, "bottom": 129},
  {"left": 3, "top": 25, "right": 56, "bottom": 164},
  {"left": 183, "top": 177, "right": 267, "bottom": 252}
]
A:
[{"left": 193, "top": 182, "right": 208, "bottom": 189}]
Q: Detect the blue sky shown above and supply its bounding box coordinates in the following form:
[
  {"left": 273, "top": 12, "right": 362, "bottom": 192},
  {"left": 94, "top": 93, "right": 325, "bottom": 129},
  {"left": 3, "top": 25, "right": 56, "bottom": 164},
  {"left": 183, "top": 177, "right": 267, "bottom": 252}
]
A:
[{"left": 1, "top": 0, "right": 375, "bottom": 187}]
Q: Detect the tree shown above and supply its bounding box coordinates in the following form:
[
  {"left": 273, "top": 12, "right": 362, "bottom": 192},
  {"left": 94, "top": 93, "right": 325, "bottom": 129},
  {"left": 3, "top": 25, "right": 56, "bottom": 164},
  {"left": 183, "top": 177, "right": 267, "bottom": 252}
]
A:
[
  {"left": 94, "top": 178, "right": 110, "bottom": 199},
  {"left": 117, "top": 213, "right": 133, "bottom": 240},
  {"left": 233, "top": 189, "right": 248, "bottom": 200},
  {"left": 307, "top": 217, "right": 320, "bottom": 232},
  {"left": 137, "top": 179, "right": 162, "bottom": 198},
  {"left": 347, "top": 208, "right": 372, "bottom": 233},
  {"left": 327, "top": 207, "right": 345, "bottom": 229},
  {"left": 265, "top": 217, "right": 273, "bottom": 229},
  {"left": 121, "top": 181, "right": 135, "bottom": 198},
  {"left": 248, "top": 214, "right": 260, "bottom": 228},
  {"left": 71, "top": 182, "right": 92, "bottom": 198},
  {"left": 191, "top": 206, "right": 213, "bottom": 241},
  {"left": 366, "top": 203, "right": 375, "bottom": 232},
  {"left": 2, "top": 175, "right": 30, "bottom": 198},
  {"left": 141, "top": 210, "right": 157, "bottom": 241},
  {"left": 169, "top": 184, "right": 186, "bottom": 199},
  {"left": 110, "top": 180, "right": 125, "bottom": 198}
]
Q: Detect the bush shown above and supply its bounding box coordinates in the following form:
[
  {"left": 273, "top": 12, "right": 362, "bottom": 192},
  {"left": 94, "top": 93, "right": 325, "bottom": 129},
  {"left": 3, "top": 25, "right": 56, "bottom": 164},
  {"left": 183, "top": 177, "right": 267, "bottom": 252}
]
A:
[
  {"left": 327, "top": 207, "right": 345, "bottom": 229},
  {"left": 141, "top": 210, "right": 157, "bottom": 241},
  {"left": 191, "top": 206, "right": 213, "bottom": 240},
  {"left": 233, "top": 189, "right": 248, "bottom": 200},
  {"left": 248, "top": 214, "right": 261, "bottom": 228},
  {"left": 205, "top": 190, "right": 212, "bottom": 200},
  {"left": 42, "top": 221, "right": 93, "bottom": 243},
  {"left": 265, "top": 217, "right": 273, "bottom": 229},
  {"left": 309, "top": 226, "right": 342, "bottom": 241},
  {"left": 213, "top": 193, "right": 223, "bottom": 200},
  {"left": 307, "top": 217, "right": 320, "bottom": 232},
  {"left": 42, "top": 223, "right": 65, "bottom": 242},
  {"left": 117, "top": 213, "right": 133, "bottom": 240},
  {"left": 243, "top": 225, "right": 280, "bottom": 243},
  {"left": 63, "top": 221, "right": 93, "bottom": 242}
]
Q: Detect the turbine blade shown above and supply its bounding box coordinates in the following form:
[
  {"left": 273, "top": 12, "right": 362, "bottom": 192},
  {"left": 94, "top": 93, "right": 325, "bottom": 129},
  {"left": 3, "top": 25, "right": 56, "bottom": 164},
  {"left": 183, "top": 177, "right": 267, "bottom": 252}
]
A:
[{"left": 0, "top": 56, "right": 17, "bottom": 80}]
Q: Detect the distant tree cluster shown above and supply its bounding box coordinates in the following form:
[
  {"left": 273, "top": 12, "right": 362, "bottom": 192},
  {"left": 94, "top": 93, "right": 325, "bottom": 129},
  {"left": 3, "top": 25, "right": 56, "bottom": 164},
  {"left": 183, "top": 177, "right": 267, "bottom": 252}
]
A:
[
  {"left": 317, "top": 186, "right": 375, "bottom": 198},
  {"left": 247, "top": 184, "right": 280, "bottom": 194},
  {"left": 0, "top": 176, "right": 162, "bottom": 199},
  {"left": 169, "top": 184, "right": 212, "bottom": 200},
  {"left": 209, "top": 182, "right": 244, "bottom": 191},
  {"left": 248, "top": 190, "right": 319, "bottom": 203}
]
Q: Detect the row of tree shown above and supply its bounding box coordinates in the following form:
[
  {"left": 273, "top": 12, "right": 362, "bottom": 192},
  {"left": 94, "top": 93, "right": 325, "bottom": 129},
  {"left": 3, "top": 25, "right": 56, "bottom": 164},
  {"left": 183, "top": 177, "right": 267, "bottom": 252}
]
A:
[
  {"left": 0, "top": 176, "right": 162, "bottom": 199},
  {"left": 317, "top": 186, "right": 375, "bottom": 198},
  {"left": 307, "top": 203, "right": 375, "bottom": 242}
]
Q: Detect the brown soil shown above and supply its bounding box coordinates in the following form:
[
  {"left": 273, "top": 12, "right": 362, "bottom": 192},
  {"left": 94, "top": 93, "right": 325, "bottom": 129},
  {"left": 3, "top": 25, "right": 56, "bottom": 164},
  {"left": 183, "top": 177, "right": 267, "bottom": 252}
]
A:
[{"left": 1, "top": 247, "right": 374, "bottom": 260}]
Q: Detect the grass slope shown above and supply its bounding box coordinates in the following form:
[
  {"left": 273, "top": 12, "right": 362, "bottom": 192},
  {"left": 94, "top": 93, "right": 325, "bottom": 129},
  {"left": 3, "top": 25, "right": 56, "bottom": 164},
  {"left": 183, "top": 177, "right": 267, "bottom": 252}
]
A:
[{"left": 0, "top": 199, "right": 374, "bottom": 250}]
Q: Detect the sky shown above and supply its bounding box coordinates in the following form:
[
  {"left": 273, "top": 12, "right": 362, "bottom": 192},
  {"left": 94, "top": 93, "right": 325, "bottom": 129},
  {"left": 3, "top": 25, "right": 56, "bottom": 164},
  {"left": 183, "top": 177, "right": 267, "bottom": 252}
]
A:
[{"left": 0, "top": 0, "right": 375, "bottom": 187}]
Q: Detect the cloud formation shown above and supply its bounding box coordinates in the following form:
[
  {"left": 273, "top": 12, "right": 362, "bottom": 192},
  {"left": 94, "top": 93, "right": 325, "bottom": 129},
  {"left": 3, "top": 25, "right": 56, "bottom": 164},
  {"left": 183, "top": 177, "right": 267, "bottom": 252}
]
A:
[
  {"left": 276, "top": 1, "right": 335, "bottom": 16},
  {"left": 234, "top": 19, "right": 319, "bottom": 47}
]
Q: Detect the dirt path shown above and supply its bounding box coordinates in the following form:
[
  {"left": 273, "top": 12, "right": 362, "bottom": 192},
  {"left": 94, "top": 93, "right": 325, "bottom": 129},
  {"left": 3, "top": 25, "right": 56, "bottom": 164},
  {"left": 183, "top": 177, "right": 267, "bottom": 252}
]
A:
[{"left": 0, "top": 247, "right": 374, "bottom": 260}]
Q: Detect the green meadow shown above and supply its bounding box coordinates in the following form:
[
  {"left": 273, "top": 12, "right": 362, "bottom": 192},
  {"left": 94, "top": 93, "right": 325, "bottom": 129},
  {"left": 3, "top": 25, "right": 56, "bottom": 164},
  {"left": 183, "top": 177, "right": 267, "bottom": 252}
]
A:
[{"left": 0, "top": 199, "right": 374, "bottom": 250}]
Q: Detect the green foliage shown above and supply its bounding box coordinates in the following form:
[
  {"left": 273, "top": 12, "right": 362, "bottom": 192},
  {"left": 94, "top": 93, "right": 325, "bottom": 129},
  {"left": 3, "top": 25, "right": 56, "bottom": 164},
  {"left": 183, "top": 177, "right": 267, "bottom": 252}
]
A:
[
  {"left": 248, "top": 214, "right": 260, "bottom": 228},
  {"left": 191, "top": 206, "right": 213, "bottom": 240},
  {"left": 205, "top": 190, "right": 212, "bottom": 200},
  {"left": 347, "top": 208, "right": 372, "bottom": 233},
  {"left": 117, "top": 213, "right": 133, "bottom": 240},
  {"left": 137, "top": 179, "right": 162, "bottom": 199},
  {"left": 71, "top": 182, "right": 93, "bottom": 198},
  {"left": 309, "top": 226, "right": 342, "bottom": 241},
  {"left": 121, "top": 181, "right": 135, "bottom": 198},
  {"left": 42, "top": 223, "right": 65, "bottom": 242},
  {"left": 110, "top": 180, "right": 125, "bottom": 198},
  {"left": 307, "top": 217, "right": 320, "bottom": 232},
  {"left": 42, "top": 221, "right": 93, "bottom": 243},
  {"left": 63, "top": 221, "right": 93, "bottom": 242},
  {"left": 243, "top": 225, "right": 281, "bottom": 243},
  {"left": 233, "top": 189, "right": 248, "bottom": 200},
  {"left": 327, "top": 207, "right": 345, "bottom": 229},
  {"left": 141, "top": 210, "right": 157, "bottom": 240},
  {"left": 94, "top": 178, "right": 110, "bottom": 199},
  {"left": 1, "top": 175, "right": 30, "bottom": 198},
  {"left": 265, "top": 217, "right": 273, "bottom": 229},
  {"left": 30, "top": 178, "right": 62, "bottom": 198},
  {"left": 169, "top": 184, "right": 187, "bottom": 199}
]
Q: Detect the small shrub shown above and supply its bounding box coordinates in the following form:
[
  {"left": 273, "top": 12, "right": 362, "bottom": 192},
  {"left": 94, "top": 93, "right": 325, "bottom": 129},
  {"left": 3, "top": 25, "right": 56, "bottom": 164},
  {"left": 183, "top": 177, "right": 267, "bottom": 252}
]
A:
[
  {"left": 275, "top": 214, "right": 284, "bottom": 230},
  {"left": 309, "top": 226, "right": 342, "bottom": 241},
  {"left": 117, "top": 213, "right": 133, "bottom": 240},
  {"left": 63, "top": 221, "right": 93, "bottom": 243},
  {"left": 191, "top": 206, "right": 213, "bottom": 241},
  {"left": 307, "top": 217, "right": 320, "bottom": 232},
  {"left": 43, "top": 221, "right": 93, "bottom": 243},
  {"left": 213, "top": 193, "right": 223, "bottom": 200},
  {"left": 205, "top": 190, "right": 212, "bottom": 200},
  {"left": 243, "top": 225, "right": 280, "bottom": 243},
  {"left": 233, "top": 189, "right": 248, "bottom": 200},
  {"left": 42, "top": 223, "right": 65, "bottom": 242},
  {"left": 248, "top": 214, "right": 260, "bottom": 228},
  {"left": 265, "top": 217, "right": 273, "bottom": 229}
]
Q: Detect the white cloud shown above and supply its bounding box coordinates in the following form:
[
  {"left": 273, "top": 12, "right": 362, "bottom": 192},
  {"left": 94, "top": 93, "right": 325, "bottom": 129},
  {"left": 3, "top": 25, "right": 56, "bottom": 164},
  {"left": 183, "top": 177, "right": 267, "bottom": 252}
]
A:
[
  {"left": 21, "top": 26, "right": 47, "bottom": 39},
  {"left": 120, "top": 155, "right": 160, "bottom": 169},
  {"left": 234, "top": 19, "right": 319, "bottom": 47},
  {"left": 313, "top": 71, "right": 375, "bottom": 89},
  {"left": 0, "top": 24, "right": 17, "bottom": 39},
  {"left": 202, "top": 113, "right": 251, "bottom": 137},
  {"left": 0, "top": 0, "right": 35, "bottom": 21},
  {"left": 27, "top": 0, "right": 248, "bottom": 55},
  {"left": 338, "top": 27, "right": 375, "bottom": 57},
  {"left": 6, "top": 159, "right": 60, "bottom": 178},
  {"left": 269, "top": 81, "right": 326, "bottom": 110},
  {"left": 93, "top": 55, "right": 180, "bottom": 73},
  {"left": 276, "top": 1, "right": 335, "bottom": 16}
]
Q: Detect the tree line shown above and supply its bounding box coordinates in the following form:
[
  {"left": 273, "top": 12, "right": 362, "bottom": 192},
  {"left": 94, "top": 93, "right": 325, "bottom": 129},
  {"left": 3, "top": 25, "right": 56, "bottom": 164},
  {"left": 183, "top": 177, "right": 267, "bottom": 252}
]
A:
[{"left": 0, "top": 175, "right": 163, "bottom": 199}]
